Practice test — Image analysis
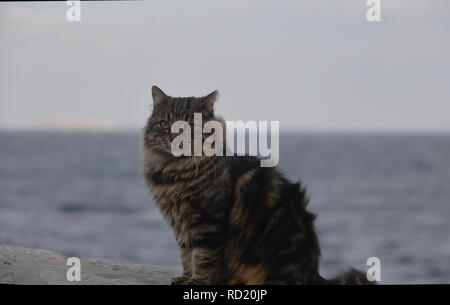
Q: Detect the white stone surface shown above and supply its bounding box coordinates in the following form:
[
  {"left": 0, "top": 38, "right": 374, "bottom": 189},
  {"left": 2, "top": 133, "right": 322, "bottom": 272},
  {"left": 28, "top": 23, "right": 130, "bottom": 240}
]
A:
[{"left": 0, "top": 244, "right": 179, "bottom": 285}]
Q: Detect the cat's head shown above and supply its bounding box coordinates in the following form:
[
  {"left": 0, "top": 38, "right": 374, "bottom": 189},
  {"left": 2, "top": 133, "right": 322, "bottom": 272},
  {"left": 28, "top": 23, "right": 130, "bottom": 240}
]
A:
[{"left": 143, "top": 86, "right": 219, "bottom": 156}]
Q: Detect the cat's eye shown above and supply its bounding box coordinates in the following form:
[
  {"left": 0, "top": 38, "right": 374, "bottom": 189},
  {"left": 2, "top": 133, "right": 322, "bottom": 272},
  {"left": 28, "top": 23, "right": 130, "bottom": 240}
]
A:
[{"left": 159, "top": 120, "right": 170, "bottom": 130}]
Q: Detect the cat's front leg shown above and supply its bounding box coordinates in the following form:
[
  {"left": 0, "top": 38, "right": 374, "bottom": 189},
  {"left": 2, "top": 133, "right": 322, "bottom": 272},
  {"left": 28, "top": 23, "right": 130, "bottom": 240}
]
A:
[
  {"left": 171, "top": 243, "right": 193, "bottom": 285},
  {"left": 186, "top": 246, "right": 222, "bottom": 285}
]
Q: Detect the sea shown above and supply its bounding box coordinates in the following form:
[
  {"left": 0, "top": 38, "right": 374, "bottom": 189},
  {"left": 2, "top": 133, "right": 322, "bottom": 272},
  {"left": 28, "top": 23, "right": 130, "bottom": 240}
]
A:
[{"left": 0, "top": 131, "right": 449, "bottom": 284}]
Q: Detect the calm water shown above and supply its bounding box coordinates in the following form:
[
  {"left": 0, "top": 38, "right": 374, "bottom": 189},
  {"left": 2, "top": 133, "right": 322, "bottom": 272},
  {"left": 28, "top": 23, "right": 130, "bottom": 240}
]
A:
[{"left": 0, "top": 131, "right": 449, "bottom": 284}]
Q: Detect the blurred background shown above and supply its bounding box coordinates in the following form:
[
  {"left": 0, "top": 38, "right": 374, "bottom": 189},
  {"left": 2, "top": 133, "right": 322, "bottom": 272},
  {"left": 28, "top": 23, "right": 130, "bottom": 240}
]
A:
[{"left": 1, "top": 0, "right": 449, "bottom": 284}]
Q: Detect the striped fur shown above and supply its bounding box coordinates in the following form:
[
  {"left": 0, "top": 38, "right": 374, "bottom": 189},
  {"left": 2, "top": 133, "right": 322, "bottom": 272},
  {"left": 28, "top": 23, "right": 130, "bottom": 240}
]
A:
[{"left": 142, "top": 86, "right": 371, "bottom": 285}]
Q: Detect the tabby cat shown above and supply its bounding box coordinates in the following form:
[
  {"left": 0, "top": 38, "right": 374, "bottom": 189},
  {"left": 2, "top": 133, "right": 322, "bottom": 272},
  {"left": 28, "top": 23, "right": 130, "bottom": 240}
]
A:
[{"left": 142, "top": 86, "right": 370, "bottom": 285}]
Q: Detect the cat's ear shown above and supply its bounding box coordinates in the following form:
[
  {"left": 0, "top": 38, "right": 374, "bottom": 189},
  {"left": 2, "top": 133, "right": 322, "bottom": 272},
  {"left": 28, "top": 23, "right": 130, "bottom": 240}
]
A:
[
  {"left": 152, "top": 86, "right": 169, "bottom": 105},
  {"left": 202, "top": 90, "right": 218, "bottom": 110}
]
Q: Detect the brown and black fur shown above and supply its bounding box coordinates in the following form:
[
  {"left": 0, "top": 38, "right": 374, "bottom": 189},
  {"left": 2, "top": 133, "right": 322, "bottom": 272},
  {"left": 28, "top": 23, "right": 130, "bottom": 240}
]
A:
[{"left": 142, "top": 86, "right": 371, "bottom": 285}]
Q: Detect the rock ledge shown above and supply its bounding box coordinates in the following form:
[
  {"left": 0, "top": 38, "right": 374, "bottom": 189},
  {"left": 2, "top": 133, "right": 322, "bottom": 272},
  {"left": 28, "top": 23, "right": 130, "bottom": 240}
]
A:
[{"left": 0, "top": 244, "right": 179, "bottom": 285}]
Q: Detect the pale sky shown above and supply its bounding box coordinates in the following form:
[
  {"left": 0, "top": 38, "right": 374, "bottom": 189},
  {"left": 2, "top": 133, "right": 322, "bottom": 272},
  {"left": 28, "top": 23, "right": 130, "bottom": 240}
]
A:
[{"left": 0, "top": 0, "right": 449, "bottom": 132}]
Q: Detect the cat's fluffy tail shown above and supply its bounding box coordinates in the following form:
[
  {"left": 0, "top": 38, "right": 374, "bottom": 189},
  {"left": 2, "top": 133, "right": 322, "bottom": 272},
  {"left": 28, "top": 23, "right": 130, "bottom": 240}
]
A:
[{"left": 315, "top": 268, "right": 375, "bottom": 285}]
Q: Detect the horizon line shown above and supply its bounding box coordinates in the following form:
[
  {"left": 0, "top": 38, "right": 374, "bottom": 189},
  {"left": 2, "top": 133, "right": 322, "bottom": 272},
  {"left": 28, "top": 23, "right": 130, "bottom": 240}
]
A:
[{"left": 1, "top": 126, "right": 450, "bottom": 136}]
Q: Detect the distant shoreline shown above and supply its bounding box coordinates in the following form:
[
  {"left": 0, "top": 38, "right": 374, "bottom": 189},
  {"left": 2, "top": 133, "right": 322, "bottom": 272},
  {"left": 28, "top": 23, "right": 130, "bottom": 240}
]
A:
[{"left": 1, "top": 128, "right": 450, "bottom": 137}]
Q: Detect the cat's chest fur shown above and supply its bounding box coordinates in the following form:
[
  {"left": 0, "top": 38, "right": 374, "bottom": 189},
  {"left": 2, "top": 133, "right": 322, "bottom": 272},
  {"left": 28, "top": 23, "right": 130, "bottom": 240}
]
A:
[
  {"left": 146, "top": 160, "right": 224, "bottom": 243},
  {"left": 148, "top": 182, "right": 194, "bottom": 245}
]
